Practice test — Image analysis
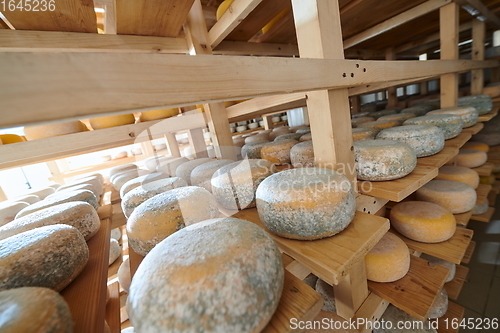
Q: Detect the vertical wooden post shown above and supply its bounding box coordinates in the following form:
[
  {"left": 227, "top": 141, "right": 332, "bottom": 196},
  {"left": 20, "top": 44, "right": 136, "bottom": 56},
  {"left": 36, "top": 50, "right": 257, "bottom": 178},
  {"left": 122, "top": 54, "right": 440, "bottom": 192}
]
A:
[
  {"left": 386, "top": 48, "right": 398, "bottom": 107},
  {"left": 46, "top": 161, "right": 66, "bottom": 184},
  {"left": 188, "top": 128, "right": 209, "bottom": 158},
  {"left": 0, "top": 186, "right": 7, "bottom": 202},
  {"left": 184, "top": 0, "right": 237, "bottom": 160},
  {"left": 263, "top": 115, "right": 274, "bottom": 130},
  {"left": 440, "top": 2, "right": 459, "bottom": 108},
  {"left": 104, "top": 0, "right": 117, "bottom": 34},
  {"left": 164, "top": 133, "right": 181, "bottom": 157},
  {"left": 350, "top": 96, "right": 361, "bottom": 115},
  {"left": 471, "top": 19, "right": 485, "bottom": 95},
  {"left": 140, "top": 141, "right": 155, "bottom": 158},
  {"left": 420, "top": 81, "right": 428, "bottom": 95},
  {"left": 333, "top": 260, "right": 369, "bottom": 319}
]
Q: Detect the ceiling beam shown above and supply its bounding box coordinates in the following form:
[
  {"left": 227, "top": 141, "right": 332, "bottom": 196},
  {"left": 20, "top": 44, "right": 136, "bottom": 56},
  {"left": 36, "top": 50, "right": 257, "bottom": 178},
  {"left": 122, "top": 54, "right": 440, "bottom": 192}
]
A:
[{"left": 455, "top": 0, "right": 500, "bottom": 29}]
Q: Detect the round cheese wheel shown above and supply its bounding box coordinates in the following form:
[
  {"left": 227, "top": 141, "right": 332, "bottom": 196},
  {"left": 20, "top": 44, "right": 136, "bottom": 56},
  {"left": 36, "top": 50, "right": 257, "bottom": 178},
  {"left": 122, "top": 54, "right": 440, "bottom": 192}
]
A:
[
  {"left": 118, "top": 256, "right": 131, "bottom": 292},
  {"left": 245, "top": 133, "right": 269, "bottom": 144},
  {"left": 109, "top": 239, "right": 121, "bottom": 266},
  {"left": 269, "top": 127, "right": 291, "bottom": 140},
  {"left": 299, "top": 132, "right": 312, "bottom": 141},
  {"left": 420, "top": 253, "right": 456, "bottom": 283},
  {"left": 127, "top": 217, "right": 284, "bottom": 333},
  {"left": 0, "top": 134, "right": 26, "bottom": 144},
  {"left": 428, "top": 288, "right": 448, "bottom": 318},
  {"left": 11, "top": 195, "right": 40, "bottom": 205},
  {"left": 24, "top": 121, "right": 87, "bottom": 140},
  {"left": 351, "top": 117, "right": 375, "bottom": 127},
  {"left": 211, "top": 159, "right": 276, "bottom": 210},
  {"left": 190, "top": 159, "right": 234, "bottom": 192},
  {"left": 0, "top": 224, "right": 89, "bottom": 292},
  {"left": 120, "top": 172, "right": 169, "bottom": 198},
  {"left": 296, "top": 127, "right": 311, "bottom": 134},
  {"left": 463, "top": 141, "right": 489, "bottom": 152},
  {"left": 110, "top": 164, "right": 138, "bottom": 178},
  {"left": 403, "top": 114, "right": 463, "bottom": 140},
  {"left": 89, "top": 114, "right": 135, "bottom": 130},
  {"left": 458, "top": 94, "right": 492, "bottom": 115},
  {"left": 375, "top": 305, "right": 437, "bottom": 333},
  {"left": 352, "top": 111, "right": 372, "bottom": 118},
  {"left": 400, "top": 106, "right": 432, "bottom": 116},
  {"left": 472, "top": 114, "right": 500, "bottom": 145},
  {"left": 74, "top": 172, "right": 105, "bottom": 184},
  {"left": 112, "top": 170, "right": 146, "bottom": 192},
  {"left": 352, "top": 127, "right": 379, "bottom": 141},
  {"left": 378, "top": 113, "right": 416, "bottom": 123},
  {"left": 390, "top": 201, "right": 456, "bottom": 243},
  {"left": 69, "top": 175, "right": 104, "bottom": 196},
  {"left": 241, "top": 141, "right": 269, "bottom": 159},
  {"left": 175, "top": 158, "right": 214, "bottom": 185},
  {"left": 233, "top": 136, "right": 246, "bottom": 147},
  {"left": 54, "top": 183, "right": 99, "bottom": 200},
  {"left": 260, "top": 139, "right": 298, "bottom": 165},
  {"left": 365, "top": 232, "right": 410, "bottom": 282},
  {"left": 416, "top": 179, "right": 476, "bottom": 214},
  {"left": 25, "top": 187, "right": 55, "bottom": 200},
  {"left": 315, "top": 279, "right": 337, "bottom": 314},
  {"left": 0, "top": 201, "right": 100, "bottom": 241},
  {"left": 360, "top": 119, "right": 400, "bottom": 129},
  {"left": 454, "top": 149, "right": 488, "bottom": 168},
  {"left": 376, "top": 125, "right": 445, "bottom": 157},
  {"left": 0, "top": 287, "right": 73, "bottom": 333},
  {"left": 143, "top": 156, "right": 172, "bottom": 172},
  {"left": 303, "top": 274, "right": 319, "bottom": 289},
  {"left": 290, "top": 141, "right": 315, "bottom": 168},
  {"left": 274, "top": 133, "right": 303, "bottom": 142},
  {"left": 427, "top": 107, "right": 478, "bottom": 128},
  {"left": 473, "top": 200, "right": 489, "bottom": 215},
  {"left": 139, "top": 108, "right": 178, "bottom": 121},
  {"left": 256, "top": 167, "right": 356, "bottom": 240},
  {"left": 354, "top": 140, "right": 416, "bottom": 181},
  {"left": 156, "top": 157, "right": 190, "bottom": 177},
  {"left": 370, "top": 109, "right": 400, "bottom": 119},
  {"left": 436, "top": 166, "right": 479, "bottom": 189}
]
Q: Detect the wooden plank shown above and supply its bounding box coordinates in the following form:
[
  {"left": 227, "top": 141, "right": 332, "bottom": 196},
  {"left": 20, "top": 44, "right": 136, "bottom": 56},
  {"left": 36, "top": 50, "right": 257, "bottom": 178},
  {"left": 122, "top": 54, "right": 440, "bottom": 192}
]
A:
[
  {"left": 472, "top": 163, "right": 494, "bottom": 176},
  {"left": 476, "top": 184, "right": 492, "bottom": 205},
  {"left": 227, "top": 93, "right": 306, "bottom": 122},
  {"left": 455, "top": 210, "right": 473, "bottom": 227},
  {"left": 354, "top": 293, "right": 389, "bottom": 333},
  {"left": 2, "top": 0, "right": 97, "bottom": 33},
  {"left": 105, "top": 282, "right": 121, "bottom": 333},
  {"left": 440, "top": 2, "right": 459, "bottom": 108},
  {"left": 461, "top": 122, "right": 484, "bottom": 135},
  {"left": 214, "top": 40, "right": 299, "bottom": 57},
  {"left": 333, "top": 260, "right": 369, "bottom": 318},
  {"left": 471, "top": 19, "right": 485, "bottom": 95},
  {"left": 492, "top": 180, "right": 500, "bottom": 194},
  {"left": 444, "top": 265, "right": 469, "bottom": 300},
  {"left": 417, "top": 146, "right": 459, "bottom": 168},
  {"left": 386, "top": 48, "right": 398, "bottom": 108},
  {"left": 116, "top": 0, "right": 195, "bottom": 37},
  {"left": 461, "top": 240, "right": 475, "bottom": 264},
  {"left": 368, "top": 255, "right": 449, "bottom": 321},
  {"left": 111, "top": 203, "right": 127, "bottom": 229},
  {"left": 390, "top": 227, "right": 473, "bottom": 265},
  {"left": 349, "top": 75, "right": 437, "bottom": 97},
  {"left": 478, "top": 106, "right": 499, "bottom": 122},
  {"left": 436, "top": 301, "right": 464, "bottom": 333},
  {"left": 234, "top": 209, "right": 390, "bottom": 286},
  {"left": 470, "top": 206, "right": 495, "bottom": 223},
  {"left": 255, "top": 10, "right": 296, "bottom": 45},
  {"left": 444, "top": 132, "right": 472, "bottom": 149}
]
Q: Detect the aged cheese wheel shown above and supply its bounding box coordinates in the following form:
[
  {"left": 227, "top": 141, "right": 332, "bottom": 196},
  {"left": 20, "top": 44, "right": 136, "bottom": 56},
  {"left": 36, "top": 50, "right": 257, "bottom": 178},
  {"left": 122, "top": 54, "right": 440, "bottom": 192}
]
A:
[
  {"left": 143, "top": 156, "right": 172, "bottom": 172},
  {"left": 472, "top": 114, "right": 500, "bottom": 145},
  {"left": 16, "top": 189, "right": 98, "bottom": 218},
  {"left": 110, "top": 164, "right": 138, "bottom": 178},
  {"left": 365, "top": 232, "right": 410, "bottom": 283},
  {"left": 121, "top": 177, "right": 187, "bottom": 217},
  {"left": 375, "top": 305, "right": 437, "bottom": 333},
  {"left": 429, "top": 288, "right": 449, "bottom": 318},
  {"left": 122, "top": 328, "right": 135, "bottom": 333},
  {"left": 47, "top": 183, "right": 61, "bottom": 191},
  {"left": 296, "top": 127, "right": 311, "bottom": 134},
  {"left": 0, "top": 224, "right": 89, "bottom": 291},
  {"left": 113, "top": 151, "right": 128, "bottom": 159},
  {"left": 26, "top": 187, "right": 55, "bottom": 199},
  {"left": 190, "top": 159, "right": 234, "bottom": 192},
  {"left": 156, "top": 157, "right": 189, "bottom": 177},
  {"left": 127, "top": 217, "right": 284, "bottom": 333},
  {"left": 352, "top": 127, "right": 379, "bottom": 141},
  {"left": 427, "top": 107, "right": 479, "bottom": 128},
  {"left": 274, "top": 133, "right": 303, "bottom": 142},
  {"left": 89, "top": 114, "right": 135, "bottom": 129},
  {"left": 458, "top": 94, "right": 492, "bottom": 115},
  {"left": 289, "top": 125, "right": 307, "bottom": 133},
  {"left": 378, "top": 113, "right": 416, "bottom": 123},
  {"left": 175, "top": 158, "right": 213, "bottom": 185},
  {"left": 360, "top": 119, "right": 400, "bottom": 130},
  {"left": 127, "top": 186, "right": 219, "bottom": 255},
  {"left": 245, "top": 133, "right": 269, "bottom": 144},
  {"left": 0, "top": 201, "right": 100, "bottom": 241},
  {"left": 351, "top": 117, "right": 375, "bottom": 127},
  {"left": 400, "top": 105, "right": 433, "bottom": 116},
  {"left": 390, "top": 201, "right": 456, "bottom": 243},
  {"left": 118, "top": 256, "right": 131, "bottom": 292},
  {"left": 352, "top": 111, "right": 372, "bottom": 118},
  {"left": 403, "top": 114, "right": 463, "bottom": 140},
  {"left": 354, "top": 140, "right": 416, "bottom": 181},
  {"left": 211, "top": 159, "right": 276, "bottom": 210},
  {"left": 376, "top": 125, "right": 445, "bottom": 157},
  {"left": 268, "top": 127, "right": 291, "bottom": 140},
  {"left": 299, "top": 132, "right": 312, "bottom": 141},
  {"left": 24, "top": 121, "right": 87, "bottom": 140},
  {"left": 0, "top": 287, "right": 73, "bottom": 333},
  {"left": 290, "top": 141, "right": 315, "bottom": 168},
  {"left": 0, "top": 134, "right": 26, "bottom": 144},
  {"left": 315, "top": 279, "right": 337, "bottom": 314},
  {"left": 256, "top": 167, "right": 356, "bottom": 240},
  {"left": 54, "top": 183, "right": 99, "bottom": 200},
  {"left": 139, "top": 108, "right": 178, "bottom": 121},
  {"left": 420, "top": 253, "right": 456, "bottom": 283},
  {"left": 11, "top": 194, "right": 40, "bottom": 205},
  {"left": 260, "top": 139, "right": 298, "bottom": 165},
  {"left": 0, "top": 201, "right": 30, "bottom": 227},
  {"left": 454, "top": 148, "right": 488, "bottom": 168},
  {"left": 111, "top": 227, "right": 121, "bottom": 241},
  {"left": 436, "top": 165, "right": 479, "bottom": 189},
  {"left": 70, "top": 175, "right": 104, "bottom": 195},
  {"left": 109, "top": 239, "right": 121, "bottom": 266},
  {"left": 463, "top": 141, "right": 489, "bottom": 152},
  {"left": 241, "top": 141, "right": 269, "bottom": 159},
  {"left": 112, "top": 169, "right": 146, "bottom": 191},
  {"left": 370, "top": 109, "right": 400, "bottom": 119},
  {"left": 473, "top": 200, "right": 489, "bottom": 215},
  {"left": 303, "top": 274, "right": 319, "bottom": 289},
  {"left": 416, "top": 179, "right": 476, "bottom": 214},
  {"left": 120, "top": 172, "right": 169, "bottom": 198}
]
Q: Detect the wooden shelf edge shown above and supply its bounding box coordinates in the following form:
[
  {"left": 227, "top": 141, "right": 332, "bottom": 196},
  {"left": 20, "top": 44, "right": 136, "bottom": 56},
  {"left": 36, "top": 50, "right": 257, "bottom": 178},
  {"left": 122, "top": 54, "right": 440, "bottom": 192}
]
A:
[
  {"left": 444, "top": 265, "right": 469, "bottom": 301},
  {"left": 461, "top": 240, "right": 476, "bottom": 264},
  {"left": 473, "top": 163, "right": 494, "bottom": 177},
  {"left": 417, "top": 146, "right": 459, "bottom": 168},
  {"left": 462, "top": 122, "right": 484, "bottom": 135},
  {"left": 470, "top": 206, "right": 495, "bottom": 223},
  {"left": 476, "top": 184, "right": 492, "bottom": 206},
  {"left": 478, "top": 107, "right": 499, "bottom": 122},
  {"left": 455, "top": 210, "right": 473, "bottom": 227},
  {"left": 105, "top": 282, "right": 121, "bottom": 333}
]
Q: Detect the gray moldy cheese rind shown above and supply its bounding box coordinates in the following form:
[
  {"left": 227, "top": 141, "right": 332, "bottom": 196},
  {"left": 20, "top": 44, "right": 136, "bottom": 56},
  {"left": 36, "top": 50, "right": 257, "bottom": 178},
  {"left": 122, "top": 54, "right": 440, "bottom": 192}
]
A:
[
  {"left": 0, "top": 201, "right": 100, "bottom": 241},
  {"left": 400, "top": 105, "right": 433, "bottom": 116},
  {"left": 377, "top": 113, "right": 416, "bottom": 123},
  {"left": 0, "top": 202, "right": 30, "bottom": 227},
  {"left": 376, "top": 125, "right": 445, "bottom": 157},
  {"left": 427, "top": 106, "right": 479, "bottom": 128},
  {"left": 458, "top": 94, "right": 492, "bottom": 115},
  {"left": 127, "top": 186, "right": 219, "bottom": 256},
  {"left": 190, "top": 159, "right": 234, "bottom": 192},
  {"left": 354, "top": 140, "right": 416, "bottom": 181},
  {"left": 211, "top": 159, "right": 276, "bottom": 210},
  {"left": 403, "top": 114, "right": 463, "bottom": 140},
  {"left": 119, "top": 172, "right": 169, "bottom": 198},
  {"left": 53, "top": 183, "right": 99, "bottom": 200},
  {"left": 0, "top": 287, "right": 73, "bottom": 333},
  {"left": 290, "top": 141, "right": 315, "bottom": 168},
  {"left": 274, "top": 133, "right": 303, "bottom": 142},
  {"left": 175, "top": 158, "right": 214, "bottom": 185},
  {"left": 127, "top": 217, "right": 284, "bottom": 333},
  {"left": 256, "top": 167, "right": 356, "bottom": 240},
  {"left": 241, "top": 141, "right": 270, "bottom": 159},
  {"left": 369, "top": 109, "right": 400, "bottom": 119},
  {"left": 0, "top": 224, "right": 89, "bottom": 292}
]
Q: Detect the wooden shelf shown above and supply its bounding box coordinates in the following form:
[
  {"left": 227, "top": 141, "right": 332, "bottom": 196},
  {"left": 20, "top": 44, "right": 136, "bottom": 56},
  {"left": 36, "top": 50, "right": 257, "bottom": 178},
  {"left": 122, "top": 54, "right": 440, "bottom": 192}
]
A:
[
  {"left": 472, "top": 163, "right": 494, "bottom": 176},
  {"left": 444, "top": 132, "right": 472, "bottom": 149},
  {"left": 436, "top": 301, "right": 465, "bottom": 333},
  {"left": 471, "top": 206, "right": 495, "bottom": 223},
  {"left": 461, "top": 240, "right": 475, "bottom": 264},
  {"left": 455, "top": 210, "right": 473, "bottom": 227},
  {"left": 417, "top": 146, "right": 458, "bottom": 168},
  {"left": 234, "top": 209, "right": 390, "bottom": 285},
  {"left": 367, "top": 255, "right": 449, "bottom": 321},
  {"left": 476, "top": 184, "right": 492, "bottom": 205},
  {"left": 462, "top": 123, "right": 484, "bottom": 135},
  {"left": 444, "top": 265, "right": 469, "bottom": 301},
  {"left": 492, "top": 180, "right": 500, "bottom": 194},
  {"left": 105, "top": 282, "right": 121, "bottom": 333},
  {"left": 389, "top": 227, "right": 473, "bottom": 265},
  {"left": 358, "top": 166, "right": 438, "bottom": 202},
  {"left": 478, "top": 106, "right": 499, "bottom": 122}
]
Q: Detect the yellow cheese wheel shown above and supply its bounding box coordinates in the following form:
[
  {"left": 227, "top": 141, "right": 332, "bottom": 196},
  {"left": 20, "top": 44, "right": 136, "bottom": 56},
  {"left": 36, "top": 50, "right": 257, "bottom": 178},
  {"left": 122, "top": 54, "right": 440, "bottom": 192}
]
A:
[
  {"left": 139, "top": 108, "right": 178, "bottom": 122},
  {"left": 352, "top": 128, "right": 379, "bottom": 141},
  {"left": 216, "top": 0, "right": 235, "bottom": 20},
  {"left": 262, "top": 8, "right": 290, "bottom": 33},
  {"left": 0, "top": 137, "right": 2, "bottom": 145},
  {"left": 463, "top": 141, "right": 489, "bottom": 152},
  {"left": 416, "top": 179, "right": 476, "bottom": 214},
  {"left": 89, "top": 114, "right": 135, "bottom": 130},
  {"left": 435, "top": 166, "right": 479, "bottom": 189},
  {"left": 454, "top": 148, "right": 488, "bottom": 168},
  {"left": 365, "top": 232, "right": 410, "bottom": 282},
  {"left": 24, "top": 121, "right": 87, "bottom": 140},
  {"left": 351, "top": 116, "right": 376, "bottom": 127},
  {"left": 360, "top": 119, "right": 400, "bottom": 129},
  {"left": 260, "top": 139, "right": 298, "bottom": 165},
  {"left": 0, "top": 134, "right": 26, "bottom": 144},
  {"left": 268, "top": 127, "right": 291, "bottom": 140},
  {"left": 390, "top": 201, "right": 456, "bottom": 243}
]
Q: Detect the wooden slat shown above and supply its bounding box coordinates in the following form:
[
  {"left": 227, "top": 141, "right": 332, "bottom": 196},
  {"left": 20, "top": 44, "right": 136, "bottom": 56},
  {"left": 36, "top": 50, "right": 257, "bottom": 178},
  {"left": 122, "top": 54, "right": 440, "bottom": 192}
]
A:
[
  {"left": 116, "top": 0, "right": 195, "bottom": 37},
  {"left": 492, "top": 180, "right": 500, "bottom": 194},
  {"left": 444, "top": 132, "right": 472, "bottom": 149},
  {"left": 368, "top": 255, "right": 449, "bottom": 321},
  {"left": 462, "top": 122, "right": 484, "bottom": 135},
  {"left": 470, "top": 206, "right": 495, "bottom": 222},
  {"left": 214, "top": 40, "right": 299, "bottom": 56},
  {"left": 461, "top": 240, "right": 475, "bottom": 264},
  {"left": 417, "top": 146, "right": 459, "bottom": 168},
  {"left": 471, "top": 19, "right": 485, "bottom": 95},
  {"left": 2, "top": 0, "right": 97, "bottom": 32},
  {"left": 234, "top": 209, "right": 390, "bottom": 286},
  {"left": 354, "top": 293, "right": 389, "bottom": 333},
  {"left": 440, "top": 2, "right": 459, "bottom": 108},
  {"left": 390, "top": 227, "right": 473, "bottom": 265},
  {"left": 436, "top": 301, "right": 464, "bottom": 333},
  {"left": 473, "top": 163, "right": 494, "bottom": 176},
  {"left": 476, "top": 184, "right": 492, "bottom": 205},
  {"left": 111, "top": 203, "right": 127, "bottom": 229},
  {"left": 478, "top": 106, "right": 499, "bottom": 121},
  {"left": 105, "top": 282, "right": 121, "bottom": 333},
  {"left": 444, "top": 265, "right": 469, "bottom": 300},
  {"left": 455, "top": 210, "right": 473, "bottom": 227},
  {"left": 0, "top": 17, "right": 9, "bottom": 29}
]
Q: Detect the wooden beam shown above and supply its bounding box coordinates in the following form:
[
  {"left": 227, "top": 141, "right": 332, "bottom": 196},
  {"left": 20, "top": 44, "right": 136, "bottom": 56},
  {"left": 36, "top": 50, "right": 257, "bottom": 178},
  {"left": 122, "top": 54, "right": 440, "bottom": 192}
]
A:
[
  {"left": 386, "top": 48, "right": 398, "bottom": 107},
  {"left": 440, "top": 2, "right": 460, "bottom": 108},
  {"left": 208, "top": 0, "right": 264, "bottom": 49},
  {"left": 343, "top": 0, "right": 452, "bottom": 49},
  {"left": 104, "top": 0, "right": 117, "bottom": 35},
  {"left": 471, "top": 19, "right": 485, "bottom": 95},
  {"left": 457, "top": 0, "right": 500, "bottom": 29},
  {"left": 214, "top": 40, "right": 299, "bottom": 56}
]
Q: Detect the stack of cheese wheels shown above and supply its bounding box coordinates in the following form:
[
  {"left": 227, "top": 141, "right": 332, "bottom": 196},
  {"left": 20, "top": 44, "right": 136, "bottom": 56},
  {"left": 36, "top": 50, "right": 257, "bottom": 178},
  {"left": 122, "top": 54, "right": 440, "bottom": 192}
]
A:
[
  {"left": 370, "top": 109, "right": 400, "bottom": 119},
  {"left": 377, "top": 113, "right": 416, "bottom": 123},
  {"left": 403, "top": 114, "right": 463, "bottom": 140},
  {"left": 12, "top": 194, "right": 40, "bottom": 205},
  {"left": 245, "top": 133, "right": 269, "bottom": 144},
  {"left": 0, "top": 202, "right": 100, "bottom": 241},
  {"left": 260, "top": 139, "right": 298, "bottom": 165},
  {"left": 427, "top": 106, "right": 479, "bottom": 128},
  {"left": 435, "top": 165, "right": 479, "bottom": 189},
  {"left": 127, "top": 186, "right": 219, "bottom": 255},
  {"left": 0, "top": 287, "right": 73, "bottom": 332},
  {"left": 463, "top": 141, "right": 489, "bottom": 152},
  {"left": 211, "top": 159, "right": 276, "bottom": 210},
  {"left": 390, "top": 201, "right": 456, "bottom": 242},
  {"left": 274, "top": 133, "right": 303, "bottom": 142},
  {"left": 351, "top": 117, "right": 375, "bottom": 127},
  {"left": 420, "top": 253, "right": 456, "bottom": 283},
  {"left": 241, "top": 141, "right": 269, "bottom": 159},
  {"left": 190, "top": 159, "right": 234, "bottom": 192},
  {"left": 139, "top": 108, "right": 178, "bottom": 121},
  {"left": 375, "top": 305, "right": 437, "bottom": 333},
  {"left": 315, "top": 279, "right": 336, "bottom": 313},
  {"left": 290, "top": 141, "right": 315, "bottom": 168},
  {"left": 458, "top": 94, "right": 492, "bottom": 115},
  {"left": 376, "top": 125, "right": 445, "bottom": 157},
  {"left": 0, "top": 201, "right": 30, "bottom": 226},
  {"left": 89, "top": 114, "right": 135, "bottom": 129},
  {"left": 354, "top": 140, "right": 416, "bottom": 181},
  {"left": 121, "top": 177, "right": 187, "bottom": 217},
  {"left": 454, "top": 148, "right": 488, "bottom": 168},
  {"left": 127, "top": 217, "right": 284, "bottom": 333},
  {"left": 364, "top": 232, "right": 411, "bottom": 282},
  {"left": 120, "top": 172, "right": 169, "bottom": 198},
  {"left": 359, "top": 119, "right": 400, "bottom": 130},
  {"left": 268, "top": 127, "right": 291, "bottom": 140},
  {"left": 23, "top": 120, "right": 87, "bottom": 140},
  {"left": 416, "top": 179, "right": 476, "bottom": 214},
  {"left": 256, "top": 167, "right": 356, "bottom": 240},
  {"left": 352, "top": 127, "right": 379, "bottom": 141},
  {"left": 472, "top": 114, "right": 500, "bottom": 146},
  {"left": 296, "top": 127, "right": 310, "bottom": 134},
  {"left": 16, "top": 189, "right": 98, "bottom": 218},
  {"left": 156, "top": 157, "right": 190, "bottom": 177},
  {"left": 0, "top": 224, "right": 89, "bottom": 291},
  {"left": 175, "top": 158, "right": 213, "bottom": 185},
  {"left": 299, "top": 132, "right": 312, "bottom": 141}
]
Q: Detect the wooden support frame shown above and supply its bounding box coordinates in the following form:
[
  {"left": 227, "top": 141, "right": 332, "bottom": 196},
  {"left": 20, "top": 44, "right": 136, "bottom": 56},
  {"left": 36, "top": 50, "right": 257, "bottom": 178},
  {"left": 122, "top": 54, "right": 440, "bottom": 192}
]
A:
[
  {"left": 386, "top": 47, "right": 398, "bottom": 107},
  {"left": 440, "top": 2, "right": 460, "bottom": 108},
  {"left": 471, "top": 19, "right": 485, "bottom": 95}
]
